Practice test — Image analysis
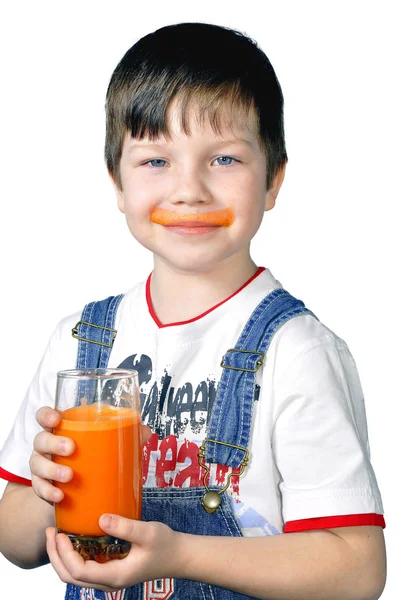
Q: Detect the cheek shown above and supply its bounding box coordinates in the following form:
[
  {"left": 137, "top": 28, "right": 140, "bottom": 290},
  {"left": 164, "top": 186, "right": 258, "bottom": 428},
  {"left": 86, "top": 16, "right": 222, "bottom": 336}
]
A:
[
  {"left": 121, "top": 186, "right": 155, "bottom": 221},
  {"left": 229, "top": 177, "right": 266, "bottom": 215},
  {"left": 227, "top": 181, "right": 266, "bottom": 236},
  {"left": 119, "top": 167, "right": 158, "bottom": 212}
]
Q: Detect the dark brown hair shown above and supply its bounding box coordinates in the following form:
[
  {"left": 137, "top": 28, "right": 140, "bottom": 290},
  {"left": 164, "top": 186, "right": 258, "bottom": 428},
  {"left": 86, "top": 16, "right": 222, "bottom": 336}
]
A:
[{"left": 105, "top": 22, "right": 287, "bottom": 189}]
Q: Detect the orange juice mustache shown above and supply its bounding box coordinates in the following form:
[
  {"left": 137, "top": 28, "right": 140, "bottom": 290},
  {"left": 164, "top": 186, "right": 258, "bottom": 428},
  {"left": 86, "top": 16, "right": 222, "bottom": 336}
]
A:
[{"left": 150, "top": 208, "right": 234, "bottom": 226}]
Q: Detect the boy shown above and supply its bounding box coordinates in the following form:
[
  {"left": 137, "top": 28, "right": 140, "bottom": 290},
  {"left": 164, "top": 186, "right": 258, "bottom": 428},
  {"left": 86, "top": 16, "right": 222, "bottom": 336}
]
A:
[{"left": 0, "top": 22, "right": 386, "bottom": 600}]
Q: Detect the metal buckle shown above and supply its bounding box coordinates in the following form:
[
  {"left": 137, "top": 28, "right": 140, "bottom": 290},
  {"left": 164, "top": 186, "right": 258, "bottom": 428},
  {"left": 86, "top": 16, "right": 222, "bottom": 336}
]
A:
[
  {"left": 198, "top": 438, "right": 249, "bottom": 513},
  {"left": 71, "top": 321, "right": 117, "bottom": 348},
  {"left": 220, "top": 348, "right": 265, "bottom": 372}
]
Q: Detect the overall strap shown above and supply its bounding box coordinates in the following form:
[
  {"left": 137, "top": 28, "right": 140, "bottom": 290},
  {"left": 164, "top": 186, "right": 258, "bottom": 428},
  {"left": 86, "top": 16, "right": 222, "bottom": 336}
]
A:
[
  {"left": 204, "top": 288, "right": 316, "bottom": 469},
  {"left": 72, "top": 294, "right": 124, "bottom": 369}
]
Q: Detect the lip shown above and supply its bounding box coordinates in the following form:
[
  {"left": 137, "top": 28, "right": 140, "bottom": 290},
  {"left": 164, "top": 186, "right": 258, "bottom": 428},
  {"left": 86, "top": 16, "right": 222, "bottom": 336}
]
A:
[
  {"left": 164, "top": 224, "right": 220, "bottom": 236},
  {"left": 164, "top": 220, "right": 220, "bottom": 228}
]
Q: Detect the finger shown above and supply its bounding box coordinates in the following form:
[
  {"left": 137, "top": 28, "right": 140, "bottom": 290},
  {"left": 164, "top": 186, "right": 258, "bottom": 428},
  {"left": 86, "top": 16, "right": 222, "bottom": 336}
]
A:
[
  {"left": 32, "top": 474, "right": 64, "bottom": 504},
  {"left": 45, "top": 529, "right": 106, "bottom": 590},
  {"left": 46, "top": 527, "right": 81, "bottom": 584},
  {"left": 36, "top": 406, "right": 61, "bottom": 431},
  {"left": 34, "top": 430, "right": 75, "bottom": 457},
  {"left": 141, "top": 425, "right": 152, "bottom": 443},
  {"left": 51, "top": 531, "right": 117, "bottom": 591},
  {"left": 99, "top": 514, "right": 148, "bottom": 545},
  {"left": 30, "top": 450, "right": 73, "bottom": 484}
]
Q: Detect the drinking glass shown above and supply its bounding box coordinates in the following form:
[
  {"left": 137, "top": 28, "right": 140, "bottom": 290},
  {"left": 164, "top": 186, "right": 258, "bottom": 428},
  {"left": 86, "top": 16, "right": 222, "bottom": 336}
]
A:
[{"left": 53, "top": 368, "right": 142, "bottom": 562}]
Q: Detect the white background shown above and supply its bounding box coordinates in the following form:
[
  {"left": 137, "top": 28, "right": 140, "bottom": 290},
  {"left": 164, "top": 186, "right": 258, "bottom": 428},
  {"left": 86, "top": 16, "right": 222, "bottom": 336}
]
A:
[{"left": 0, "top": 0, "right": 396, "bottom": 597}]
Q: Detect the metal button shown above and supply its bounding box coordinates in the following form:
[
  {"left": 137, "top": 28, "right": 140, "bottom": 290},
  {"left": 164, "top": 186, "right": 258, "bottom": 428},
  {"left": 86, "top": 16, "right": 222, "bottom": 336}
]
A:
[{"left": 201, "top": 491, "right": 221, "bottom": 514}]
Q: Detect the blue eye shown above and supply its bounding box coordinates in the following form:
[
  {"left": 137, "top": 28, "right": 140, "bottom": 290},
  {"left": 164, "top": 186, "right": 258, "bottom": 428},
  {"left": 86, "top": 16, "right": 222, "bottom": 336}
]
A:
[
  {"left": 215, "top": 156, "right": 234, "bottom": 166},
  {"left": 148, "top": 159, "right": 167, "bottom": 168}
]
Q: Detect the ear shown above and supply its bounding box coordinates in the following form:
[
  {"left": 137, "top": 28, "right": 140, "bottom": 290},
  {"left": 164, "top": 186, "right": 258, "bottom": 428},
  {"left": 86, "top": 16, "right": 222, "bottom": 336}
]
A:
[
  {"left": 108, "top": 170, "right": 125, "bottom": 213},
  {"left": 265, "top": 163, "right": 286, "bottom": 212}
]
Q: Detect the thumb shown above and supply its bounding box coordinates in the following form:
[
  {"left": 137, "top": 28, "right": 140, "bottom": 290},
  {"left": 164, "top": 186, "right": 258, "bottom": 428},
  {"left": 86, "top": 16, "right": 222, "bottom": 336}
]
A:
[{"left": 99, "top": 514, "right": 143, "bottom": 542}]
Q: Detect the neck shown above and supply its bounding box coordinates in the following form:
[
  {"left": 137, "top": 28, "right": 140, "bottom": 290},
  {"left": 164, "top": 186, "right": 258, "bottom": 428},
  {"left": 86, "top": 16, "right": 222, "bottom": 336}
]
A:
[{"left": 149, "top": 254, "right": 259, "bottom": 325}]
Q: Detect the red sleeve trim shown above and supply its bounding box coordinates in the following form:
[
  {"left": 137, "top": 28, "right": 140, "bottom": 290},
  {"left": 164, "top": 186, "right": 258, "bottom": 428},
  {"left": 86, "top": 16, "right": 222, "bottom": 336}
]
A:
[
  {"left": 0, "top": 467, "right": 32, "bottom": 486},
  {"left": 284, "top": 513, "right": 386, "bottom": 532}
]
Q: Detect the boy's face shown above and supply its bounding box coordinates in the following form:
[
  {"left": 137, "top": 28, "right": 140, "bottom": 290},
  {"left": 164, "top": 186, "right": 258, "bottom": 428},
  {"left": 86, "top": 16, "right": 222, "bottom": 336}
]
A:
[{"left": 114, "top": 103, "right": 283, "bottom": 274}]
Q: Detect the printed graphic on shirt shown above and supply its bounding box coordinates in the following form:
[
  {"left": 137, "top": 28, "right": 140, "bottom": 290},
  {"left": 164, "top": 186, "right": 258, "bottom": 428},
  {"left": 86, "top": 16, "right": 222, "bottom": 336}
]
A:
[
  {"left": 119, "top": 353, "right": 217, "bottom": 440},
  {"left": 234, "top": 501, "right": 280, "bottom": 536},
  {"left": 118, "top": 353, "right": 238, "bottom": 488},
  {"left": 118, "top": 353, "right": 279, "bottom": 536}
]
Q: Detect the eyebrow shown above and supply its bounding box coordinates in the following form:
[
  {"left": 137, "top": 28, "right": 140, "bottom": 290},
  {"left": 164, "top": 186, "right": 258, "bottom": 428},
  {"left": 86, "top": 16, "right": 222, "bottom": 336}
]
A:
[
  {"left": 215, "top": 138, "right": 254, "bottom": 148},
  {"left": 128, "top": 143, "right": 167, "bottom": 154},
  {"left": 128, "top": 138, "right": 254, "bottom": 153}
]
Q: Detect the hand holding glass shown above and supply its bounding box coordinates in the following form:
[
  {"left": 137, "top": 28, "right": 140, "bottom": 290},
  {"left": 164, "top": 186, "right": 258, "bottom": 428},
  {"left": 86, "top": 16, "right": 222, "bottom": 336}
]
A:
[{"left": 52, "top": 369, "right": 142, "bottom": 562}]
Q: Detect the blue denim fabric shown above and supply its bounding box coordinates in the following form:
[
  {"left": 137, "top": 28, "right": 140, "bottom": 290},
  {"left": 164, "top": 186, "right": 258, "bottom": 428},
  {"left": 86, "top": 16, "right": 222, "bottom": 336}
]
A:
[
  {"left": 71, "top": 295, "right": 123, "bottom": 404},
  {"left": 65, "top": 488, "right": 254, "bottom": 600},
  {"left": 206, "top": 289, "right": 314, "bottom": 468},
  {"left": 66, "top": 288, "right": 313, "bottom": 600},
  {"left": 74, "top": 295, "right": 124, "bottom": 369}
]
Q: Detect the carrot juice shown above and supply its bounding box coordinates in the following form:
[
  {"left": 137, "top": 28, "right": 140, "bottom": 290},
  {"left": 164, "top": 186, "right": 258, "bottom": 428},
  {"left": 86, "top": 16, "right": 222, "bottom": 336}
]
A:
[{"left": 53, "top": 403, "right": 142, "bottom": 538}]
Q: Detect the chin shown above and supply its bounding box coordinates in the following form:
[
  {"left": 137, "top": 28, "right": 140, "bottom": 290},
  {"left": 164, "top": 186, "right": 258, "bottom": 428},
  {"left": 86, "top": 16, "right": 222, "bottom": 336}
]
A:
[{"left": 156, "top": 247, "right": 242, "bottom": 274}]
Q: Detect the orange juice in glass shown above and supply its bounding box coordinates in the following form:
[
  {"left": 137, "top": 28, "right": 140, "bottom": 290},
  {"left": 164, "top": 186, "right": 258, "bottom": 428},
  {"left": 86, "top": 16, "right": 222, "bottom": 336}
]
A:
[{"left": 53, "top": 369, "right": 142, "bottom": 562}]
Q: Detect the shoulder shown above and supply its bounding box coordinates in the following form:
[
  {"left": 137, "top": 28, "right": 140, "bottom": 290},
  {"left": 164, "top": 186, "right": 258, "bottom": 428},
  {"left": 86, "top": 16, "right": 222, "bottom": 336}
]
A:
[
  {"left": 44, "top": 281, "right": 144, "bottom": 355},
  {"left": 267, "top": 308, "right": 355, "bottom": 389},
  {"left": 63, "top": 281, "right": 146, "bottom": 332},
  {"left": 264, "top": 308, "right": 368, "bottom": 437}
]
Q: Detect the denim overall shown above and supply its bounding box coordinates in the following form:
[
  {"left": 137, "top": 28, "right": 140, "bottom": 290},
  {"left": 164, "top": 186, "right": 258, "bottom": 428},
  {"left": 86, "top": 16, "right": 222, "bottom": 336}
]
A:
[{"left": 66, "top": 289, "right": 313, "bottom": 600}]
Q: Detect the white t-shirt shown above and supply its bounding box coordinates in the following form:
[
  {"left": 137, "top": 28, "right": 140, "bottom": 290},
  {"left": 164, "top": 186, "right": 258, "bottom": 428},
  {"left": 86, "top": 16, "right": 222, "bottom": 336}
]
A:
[{"left": 0, "top": 268, "right": 384, "bottom": 535}]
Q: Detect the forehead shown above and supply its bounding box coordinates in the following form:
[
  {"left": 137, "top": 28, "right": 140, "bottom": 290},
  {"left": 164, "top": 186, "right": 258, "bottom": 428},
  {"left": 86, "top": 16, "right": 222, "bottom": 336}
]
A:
[
  {"left": 121, "top": 90, "right": 265, "bottom": 154},
  {"left": 124, "top": 107, "right": 261, "bottom": 152},
  {"left": 165, "top": 97, "right": 259, "bottom": 140}
]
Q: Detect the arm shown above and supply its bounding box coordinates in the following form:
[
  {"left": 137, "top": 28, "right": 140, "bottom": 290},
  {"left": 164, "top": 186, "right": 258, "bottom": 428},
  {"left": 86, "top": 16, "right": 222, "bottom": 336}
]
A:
[
  {"left": 178, "top": 524, "right": 386, "bottom": 600},
  {"left": 46, "top": 515, "right": 386, "bottom": 600},
  {"left": 0, "top": 407, "right": 152, "bottom": 571},
  {"left": 0, "top": 407, "right": 73, "bottom": 569},
  {"left": 0, "top": 482, "right": 54, "bottom": 568}
]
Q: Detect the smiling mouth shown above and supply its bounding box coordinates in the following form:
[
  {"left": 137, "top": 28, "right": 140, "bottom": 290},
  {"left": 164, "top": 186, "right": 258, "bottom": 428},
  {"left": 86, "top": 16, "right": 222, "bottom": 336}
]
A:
[{"left": 150, "top": 208, "right": 234, "bottom": 227}]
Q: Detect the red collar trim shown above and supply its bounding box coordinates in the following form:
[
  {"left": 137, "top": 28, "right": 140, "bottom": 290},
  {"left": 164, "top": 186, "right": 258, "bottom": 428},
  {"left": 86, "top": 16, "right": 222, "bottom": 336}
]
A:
[{"left": 146, "top": 267, "right": 266, "bottom": 329}]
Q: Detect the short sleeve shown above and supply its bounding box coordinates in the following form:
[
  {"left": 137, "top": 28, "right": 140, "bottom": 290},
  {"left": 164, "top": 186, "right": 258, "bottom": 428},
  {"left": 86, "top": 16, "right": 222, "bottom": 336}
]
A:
[
  {"left": 0, "top": 313, "right": 79, "bottom": 484},
  {"left": 271, "top": 337, "right": 385, "bottom": 532}
]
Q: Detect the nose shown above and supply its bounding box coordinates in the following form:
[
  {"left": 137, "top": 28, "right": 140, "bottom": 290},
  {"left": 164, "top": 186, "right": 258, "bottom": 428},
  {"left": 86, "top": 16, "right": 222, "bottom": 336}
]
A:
[{"left": 168, "top": 166, "right": 212, "bottom": 206}]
